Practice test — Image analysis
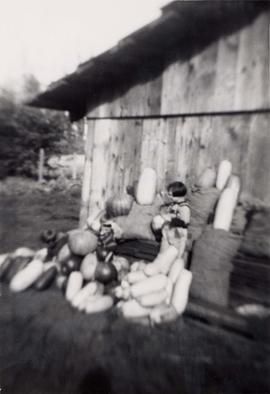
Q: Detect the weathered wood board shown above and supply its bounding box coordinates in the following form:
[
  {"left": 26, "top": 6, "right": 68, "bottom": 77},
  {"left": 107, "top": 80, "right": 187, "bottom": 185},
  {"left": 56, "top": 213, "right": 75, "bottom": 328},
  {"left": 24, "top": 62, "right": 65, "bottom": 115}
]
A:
[
  {"left": 87, "top": 10, "right": 270, "bottom": 118},
  {"left": 81, "top": 114, "right": 270, "bottom": 222}
]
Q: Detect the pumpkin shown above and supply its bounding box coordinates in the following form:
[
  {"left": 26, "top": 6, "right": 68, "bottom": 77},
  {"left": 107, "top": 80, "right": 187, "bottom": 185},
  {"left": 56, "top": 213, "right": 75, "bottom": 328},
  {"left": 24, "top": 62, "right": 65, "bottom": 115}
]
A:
[
  {"left": 80, "top": 253, "right": 98, "bottom": 281},
  {"left": 106, "top": 192, "right": 134, "bottom": 218},
  {"left": 68, "top": 230, "right": 98, "bottom": 256},
  {"left": 136, "top": 167, "right": 157, "bottom": 205},
  {"left": 197, "top": 167, "right": 216, "bottom": 188},
  {"left": 216, "top": 160, "right": 232, "bottom": 190},
  {"left": 213, "top": 187, "right": 238, "bottom": 231}
]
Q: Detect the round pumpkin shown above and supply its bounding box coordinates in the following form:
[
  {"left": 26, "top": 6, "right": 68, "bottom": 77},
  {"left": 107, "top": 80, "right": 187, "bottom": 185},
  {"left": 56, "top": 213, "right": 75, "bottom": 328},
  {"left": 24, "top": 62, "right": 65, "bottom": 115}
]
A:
[
  {"left": 68, "top": 230, "right": 98, "bottom": 256},
  {"left": 80, "top": 253, "right": 98, "bottom": 281},
  {"left": 106, "top": 192, "right": 134, "bottom": 218}
]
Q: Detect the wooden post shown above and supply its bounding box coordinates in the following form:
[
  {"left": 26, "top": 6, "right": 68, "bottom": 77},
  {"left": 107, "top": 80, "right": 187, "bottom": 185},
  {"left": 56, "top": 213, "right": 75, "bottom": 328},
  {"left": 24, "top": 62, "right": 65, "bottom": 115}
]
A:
[
  {"left": 72, "top": 153, "right": 77, "bottom": 180},
  {"left": 38, "top": 148, "right": 45, "bottom": 183},
  {"left": 79, "top": 120, "right": 94, "bottom": 228}
]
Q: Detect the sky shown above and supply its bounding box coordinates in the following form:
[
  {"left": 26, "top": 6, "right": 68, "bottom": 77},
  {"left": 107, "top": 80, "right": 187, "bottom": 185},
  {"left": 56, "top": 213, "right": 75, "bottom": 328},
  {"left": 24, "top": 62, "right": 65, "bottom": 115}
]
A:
[{"left": 0, "top": 0, "right": 169, "bottom": 91}]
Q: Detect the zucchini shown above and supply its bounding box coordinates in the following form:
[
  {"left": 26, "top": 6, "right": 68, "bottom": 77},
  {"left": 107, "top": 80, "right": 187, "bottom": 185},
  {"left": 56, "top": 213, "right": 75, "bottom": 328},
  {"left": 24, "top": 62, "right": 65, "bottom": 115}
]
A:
[{"left": 10, "top": 259, "right": 44, "bottom": 292}]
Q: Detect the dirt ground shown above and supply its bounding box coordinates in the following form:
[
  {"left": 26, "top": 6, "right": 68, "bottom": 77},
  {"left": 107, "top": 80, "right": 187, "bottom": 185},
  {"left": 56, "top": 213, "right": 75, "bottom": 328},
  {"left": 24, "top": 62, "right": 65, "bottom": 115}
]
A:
[{"left": 0, "top": 177, "right": 81, "bottom": 253}]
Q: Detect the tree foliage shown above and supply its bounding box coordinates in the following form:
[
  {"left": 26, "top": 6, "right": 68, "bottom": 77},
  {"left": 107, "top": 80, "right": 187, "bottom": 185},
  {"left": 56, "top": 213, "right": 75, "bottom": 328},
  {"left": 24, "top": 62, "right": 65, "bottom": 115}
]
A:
[{"left": 0, "top": 75, "right": 81, "bottom": 179}]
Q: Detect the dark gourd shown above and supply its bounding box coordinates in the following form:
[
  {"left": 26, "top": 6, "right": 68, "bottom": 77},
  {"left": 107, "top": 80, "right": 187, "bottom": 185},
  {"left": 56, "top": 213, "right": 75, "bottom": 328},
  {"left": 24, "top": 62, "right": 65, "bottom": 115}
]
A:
[
  {"left": 34, "top": 266, "right": 57, "bottom": 290},
  {"left": 95, "top": 253, "right": 118, "bottom": 285}
]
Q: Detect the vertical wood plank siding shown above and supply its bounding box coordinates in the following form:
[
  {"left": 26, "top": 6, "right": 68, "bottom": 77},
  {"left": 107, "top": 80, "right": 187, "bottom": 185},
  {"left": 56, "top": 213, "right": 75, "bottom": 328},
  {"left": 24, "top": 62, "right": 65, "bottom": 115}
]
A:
[
  {"left": 81, "top": 11, "right": 270, "bottom": 222},
  {"left": 87, "top": 11, "right": 270, "bottom": 118},
  {"left": 84, "top": 114, "right": 270, "bottom": 219}
]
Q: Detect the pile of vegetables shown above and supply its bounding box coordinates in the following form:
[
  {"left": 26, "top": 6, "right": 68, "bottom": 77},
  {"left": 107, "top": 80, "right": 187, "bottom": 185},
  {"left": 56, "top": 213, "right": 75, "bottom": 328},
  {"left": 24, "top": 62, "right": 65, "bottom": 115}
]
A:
[{"left": 0, "top": 161, "right": 242, "bottom": 323}]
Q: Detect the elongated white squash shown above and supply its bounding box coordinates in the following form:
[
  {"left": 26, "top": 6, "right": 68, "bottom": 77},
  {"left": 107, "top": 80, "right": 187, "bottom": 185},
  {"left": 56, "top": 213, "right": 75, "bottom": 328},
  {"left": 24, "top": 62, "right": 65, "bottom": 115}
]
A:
[
  {"left": 130, "top": 261, "right": 147, "bottom": 272},
  {"left": 216, "top": 160, "right": 232, "bottom": 190},
  {"left": 114, "top": 285, "right": 130, "bottom": 300},
  {"left": 76, "top": 284, "right": 105, "bottom": 311},
  {"left": 144, "top": 246, "right": 178, "bottom": 277},
  {"left": 72, "top": 281, "right": 100, "bottom": 308},
  {"left": 121, "top": 299, "right": 151, "bottom": 319},
  {"left": 127, "top": 270, "right": 147, "bottom": 284},
  {"left": 34, "top": 248, "right": 48, "bottom": 262},
  {"left": 10, "top": 259, "right": 44, "bottom": 292},
  {"left": 227, "top": 175, "right": 241, "bottom": 200},
  {"left": 143, "top": 262, "right": 160, "bottom": 277},
  {"left": 13, "top": 247, "right": 35, "bottom": 258},
  {"left": 138, "top": 289, "right": 168, "bottom": 307},
  {"left": 213, "top": 187, "right": 238, "bottom": 231},
  {"left": 168, "top": 258, "right": 184, "bottom": 284},
  {"left": 130, "top": 274, "right": 168, "bottom": 298},
  {"left": 65, "top": 271, "right": 83, "bottom": 302},
  {"left": 85, "top": 295, "right": 113, "bottom": 314},
  {"left": 171, "top": 269, "right": 192, "bottom": 314},
  {"left": 136, "top": 167, "right": 157, "bottom": 205}
]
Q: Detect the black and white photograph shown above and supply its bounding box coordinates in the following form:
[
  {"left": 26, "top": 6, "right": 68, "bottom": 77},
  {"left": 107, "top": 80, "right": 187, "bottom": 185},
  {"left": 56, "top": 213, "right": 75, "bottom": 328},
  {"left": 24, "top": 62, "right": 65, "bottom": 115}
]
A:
[{"left": 0, "top": 1, "right": 269, "bottom": 393}]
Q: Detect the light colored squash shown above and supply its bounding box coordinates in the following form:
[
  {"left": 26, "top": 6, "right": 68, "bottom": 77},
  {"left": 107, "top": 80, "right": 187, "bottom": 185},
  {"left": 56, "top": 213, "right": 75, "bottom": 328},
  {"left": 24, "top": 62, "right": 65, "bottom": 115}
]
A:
[
  {"left": 197, "top": 167, "right": 216, "bottom": 188},
  {"left": 84, "top": 295, "right": 113, "bottom": 314},
  {"left": 13, "top": 247, "right": 35, "bottom": 259},
  {"left": 213, "top": 187, "right": 238, "bottom": 231},
  {"left": 168, "top": 258, "right": 185, "bottom": 284},
  {"left": 10, "top": 259, "right": 44, "bottom": 292},
  {"left": 127, "top": 270, "right": 147, "bottom": 284},
  {"left": 72, "top": 281, "right": 103, "bottom": 309},
  {"left": 57, "top": 244, "right": 71, "bottom": 264},
  {"left": 34, "top": 248, "right": 48, "bottom": 262},
  {"left": 144, "top": 245, "right": 178, "bottom": 276},
  {"left": 227, "top": 175, "right": 241, "bottom": 200},
  {"left": 138, "top": 289, "right": 168, "bottom": 307},
  {"left": 130, "top": 274, "right": 168, "bottom": 298},
  {"left": 216, "top": 160, "right": 232, "bottom": 190},
  {"left": 80, "top": 253, "right": 98, "bottom": 281},
  {"left": 65, "top": 271, "right": 83, "bottom": 302},
  {"left": 121, "top": 299, "right": 151, "bottom": 319},
  {"left": 136, "top": 167, "right": 157, "bottom": 205},
  {"left": 171, "top": 269, "right": 192, "bottom": 314}
]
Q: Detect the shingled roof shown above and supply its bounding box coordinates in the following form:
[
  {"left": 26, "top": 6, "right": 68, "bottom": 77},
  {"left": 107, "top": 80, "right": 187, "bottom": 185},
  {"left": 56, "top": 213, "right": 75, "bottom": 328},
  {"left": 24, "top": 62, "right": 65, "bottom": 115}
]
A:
[{"left": 29, "top": 1, "right": 270, "bottom": 121}]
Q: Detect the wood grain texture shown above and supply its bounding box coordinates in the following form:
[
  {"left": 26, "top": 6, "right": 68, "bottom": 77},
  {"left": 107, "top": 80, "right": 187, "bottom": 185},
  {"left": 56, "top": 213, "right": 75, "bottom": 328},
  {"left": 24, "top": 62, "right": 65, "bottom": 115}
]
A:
[
  {"left": 82, "top": 114, "right": 270, "bottom": 226},
  {"left": 87, "top": 10, "right": 270, "bottom": 118}
]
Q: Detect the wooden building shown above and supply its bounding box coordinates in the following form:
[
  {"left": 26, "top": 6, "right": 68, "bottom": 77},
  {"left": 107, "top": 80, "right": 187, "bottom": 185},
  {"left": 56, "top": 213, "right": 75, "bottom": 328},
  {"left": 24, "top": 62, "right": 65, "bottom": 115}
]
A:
[{"left": 30, "top": 0, "right": 270, "bottom": 227}]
